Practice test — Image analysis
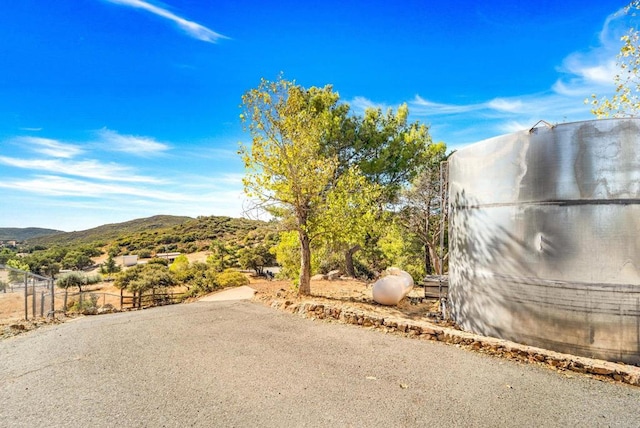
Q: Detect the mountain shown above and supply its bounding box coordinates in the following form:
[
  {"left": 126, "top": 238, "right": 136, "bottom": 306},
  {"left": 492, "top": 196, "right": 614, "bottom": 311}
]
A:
[
  {"left": 25, "top": 215, "right": 194, "bottom": 247},
  {"left": 0, "top": 227, "right": 64, "bottom": 241}
]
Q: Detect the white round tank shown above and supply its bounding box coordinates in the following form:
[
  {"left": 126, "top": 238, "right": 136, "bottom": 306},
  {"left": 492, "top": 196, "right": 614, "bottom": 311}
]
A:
[{"left": 372, "top": 268, "right": 414, "bottom": 305}]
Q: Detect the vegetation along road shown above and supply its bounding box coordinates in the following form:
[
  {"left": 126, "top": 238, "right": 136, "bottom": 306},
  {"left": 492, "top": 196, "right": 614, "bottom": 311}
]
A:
[{"left": 2, "top": 300, "right": 640, "bottom": 427}]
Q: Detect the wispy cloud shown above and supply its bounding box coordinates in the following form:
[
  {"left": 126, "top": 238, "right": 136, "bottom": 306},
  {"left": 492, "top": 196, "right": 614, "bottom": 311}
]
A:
[
  {"left": 351, "top": 6, "right": 636, "bottom": 148},
  {"left": 0, "top": 174, "right": 241, "bottom": 205},
  {"left": 410, "top": 96, "right": 484, "bottom": 115},
  {"left": 350, "top": 96, "right": 391, "bottom": 112},
  {"left": 103, "top": 0, "right": 228, "bottom": 43},
  {"left": 0, "top": 174, "right": 178, "bottom": 200},
  {"left": 0, "top": 156, "right": 161, "bottom": 183},
  {"left": 96, "top": 128, "right": 170, "bottom": 155},
  {"left": 15, "top": 137, "right": 84, "bottom": 159}
]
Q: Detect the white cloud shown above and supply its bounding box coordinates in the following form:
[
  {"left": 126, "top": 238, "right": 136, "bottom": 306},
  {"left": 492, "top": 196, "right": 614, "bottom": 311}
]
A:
[
  {"left": 350, "top": 96, "right": 391, "bottom": 112},
  {"left": 553, "top": 7, "right": 634, "bottom": 96},
  {"left": 0, "top": 171, "right": 247, "bottom": 229},
  {"left": 411, "top": 96, "right": 485, "bottom": 115},
  {"left": 96, "top": 128, "right": 170, "bottom": 155},
  {"left": 0, "top": 174, "right": 180, "bottom": 200},
  {"left": 486, "top": 98, "right": 524, "bottom": 113},
  {"left": 353, "top": 7, "right": 639, "bottom": 147},
  {"left": 0, "top": 156, "right": 161, "bottom": 183},
  {"left": 103, "top": 0, "right": 228, "bottom": 43},
  {"left": 15, "top": 137, "right": 84, "bottom": 158}
]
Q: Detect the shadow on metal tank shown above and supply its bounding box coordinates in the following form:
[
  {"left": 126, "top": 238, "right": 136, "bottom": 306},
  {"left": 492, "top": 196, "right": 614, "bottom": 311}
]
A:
[{"left": 448, "top": 118, "right": 640, "bottom": 365}]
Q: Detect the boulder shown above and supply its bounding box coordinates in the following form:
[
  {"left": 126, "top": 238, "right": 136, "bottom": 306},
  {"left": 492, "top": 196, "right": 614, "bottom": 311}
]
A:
[{"left": 326, "top": 270, "right": 342, "bottom": 280}]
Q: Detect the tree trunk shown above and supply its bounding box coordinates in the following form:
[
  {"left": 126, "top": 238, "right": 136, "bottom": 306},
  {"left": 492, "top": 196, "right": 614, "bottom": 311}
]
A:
[
  {"left": 298, "top": 230, "right": 312, "bottom": 296},
  {"left": 425, "top": 243, "right": 433, "bottom": 275},
  {"left": 424, "top": 213, "right": 432, "bottom": 275},
  {"left": 344, "top": 245, "right": 361, "bottom": 278}
]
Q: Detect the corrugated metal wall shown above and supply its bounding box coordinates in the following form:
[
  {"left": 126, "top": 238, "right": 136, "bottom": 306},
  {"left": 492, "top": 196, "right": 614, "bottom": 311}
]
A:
[{"left": 449, "top": 119, "right": 640, "bottom": 364}]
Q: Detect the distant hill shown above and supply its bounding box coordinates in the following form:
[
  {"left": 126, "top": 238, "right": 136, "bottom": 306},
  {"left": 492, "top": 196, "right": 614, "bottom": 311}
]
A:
[
  {"left": 0, "top": 227, "right": 64, "bottom": 241},
  {"left": 26, "top": 215, "right": 194, "bottom": 247}
]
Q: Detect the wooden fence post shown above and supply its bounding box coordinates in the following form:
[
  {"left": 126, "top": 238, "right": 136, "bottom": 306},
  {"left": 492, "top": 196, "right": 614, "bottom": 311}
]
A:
[
  {"left": 31, "top": 279, "right": 36, "bottom": 319},
  {"left": 50, "top": 278, "right": 55, "bottom": 318},
  {"left": 24, "top": 274, "right": 28, "bottom": 321},
  {"left": 40, "top": 290, "right": 45, "bottom": 317}
]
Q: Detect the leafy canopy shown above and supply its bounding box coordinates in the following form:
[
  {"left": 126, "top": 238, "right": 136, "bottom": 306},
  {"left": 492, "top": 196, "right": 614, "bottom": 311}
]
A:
[{"left": 588, "top": 1, "right": 640, "bottom": 117}]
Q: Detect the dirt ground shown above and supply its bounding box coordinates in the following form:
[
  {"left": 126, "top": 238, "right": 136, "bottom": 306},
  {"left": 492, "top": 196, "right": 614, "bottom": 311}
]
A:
[{"left": 248, "top": 276, "right": 441, "bottom": 322}]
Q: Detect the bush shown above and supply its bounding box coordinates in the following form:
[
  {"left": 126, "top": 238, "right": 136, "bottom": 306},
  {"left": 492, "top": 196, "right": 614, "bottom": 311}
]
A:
[
  {"left": 147, "top": 257, "right": 169, "bottom": 266},
  {"left": 217, "top": 270, "right": 249, "bottom": 288},
  {"left": 67, "top": 293, "right": 99, "bottom": 314},
  {"left": 138, "top": 249, "right": 152, "bottom": 259}
]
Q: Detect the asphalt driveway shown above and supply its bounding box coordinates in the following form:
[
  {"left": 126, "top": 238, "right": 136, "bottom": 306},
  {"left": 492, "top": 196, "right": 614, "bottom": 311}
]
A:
[{"left": 2, "top": 300, "right": 639, "bottom": 427}]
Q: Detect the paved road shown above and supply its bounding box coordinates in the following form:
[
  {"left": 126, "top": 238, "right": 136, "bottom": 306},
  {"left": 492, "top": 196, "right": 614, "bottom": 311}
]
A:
[{"left": 1, "top": 301, "right": 639, "bottom": 427}]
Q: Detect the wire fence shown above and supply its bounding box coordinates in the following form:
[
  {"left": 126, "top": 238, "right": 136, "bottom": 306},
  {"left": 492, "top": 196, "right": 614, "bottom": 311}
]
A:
[
  {"left": 0, "top": 264, "right": 54, "bottom": 320},
  {"left": 1, "top": 265, "right": 182, "bottom": 320}
]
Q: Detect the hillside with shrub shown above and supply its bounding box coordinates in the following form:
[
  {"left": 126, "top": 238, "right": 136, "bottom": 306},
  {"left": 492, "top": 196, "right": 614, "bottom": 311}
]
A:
[
  {"left": 0, "top": 227, "right": 63, "bottom": 241},
  {"left": 25, "top": 215, "right": 193, "bottom": 247}
]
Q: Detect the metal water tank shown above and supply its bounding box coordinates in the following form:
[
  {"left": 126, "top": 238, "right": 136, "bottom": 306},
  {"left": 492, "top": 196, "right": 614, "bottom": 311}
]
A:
[{"left": 448, "top": 118, "right": 640, "bottom": 364}]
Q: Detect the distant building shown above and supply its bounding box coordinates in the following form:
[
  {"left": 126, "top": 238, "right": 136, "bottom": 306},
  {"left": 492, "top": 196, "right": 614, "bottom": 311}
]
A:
[
  {"left": 155, "top": 252, "right": 181, "bottom": 263},
  {"left": 122, "top": 255, "right": 139, "bottom": 267}
]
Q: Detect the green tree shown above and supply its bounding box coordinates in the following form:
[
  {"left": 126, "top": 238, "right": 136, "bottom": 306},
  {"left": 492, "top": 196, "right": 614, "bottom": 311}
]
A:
[
  {"left": 325, "top": 103, "right": 432, "bottom": 201},
  {"left": 62, "top": 251, "right": 93, "bottom": 271},
  {"left": 0, "top": 248, "right": 13, "bottom": 265},
  {"left": 168, "top": 254, "right": 190, "bottom": 273},
  {"left": 240, "top": 77, "right": 341, "bottom": 295},
  {"left": 398, "top": 142, "right": 449, "bottom": 275},
  {"left": 320, "top": 104, "right": 433, "bottom": 276},
  {"left": 207, "top": 240, "right": 230, "bottom": 272},
  {"left": 40, "top": 262, "right": 61, "bottom": 279},
  {"left": 114, "top": 264, "right": 176, "bottom": 297},
  {"left": 237, "top": 244, "right": 274, "bottom": 276},
  {"left": 377, "top": 222, "right": 426, "bottom": 280},
  {"left": 6, "top": 259, "right": 30, "bottom": 283},
  {"left": 99, "top": 253, "right": 121, "bottom": 278},
  {"left": 588, "top": 2, "right": 640, "bottom": 117},
  {"left": 315, "top": 166, "right": 385, "bottom": 277},
  {"left": 57, "top": 272, "right": 87, "bottom": 293}
]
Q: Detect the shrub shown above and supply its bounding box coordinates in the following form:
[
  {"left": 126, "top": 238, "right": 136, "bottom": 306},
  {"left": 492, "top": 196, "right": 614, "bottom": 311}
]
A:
[
  {"left": 67, "top": 293, "right": 99, "bottom": 314},
  {"left": 138, "top": 249, "right": 152, "bottom": 259},
  {"left": 147, "top": 257, "right": 169, "bottom": 266},
  {"left": 216, "top": 270, "right": 249, "bottom": 288}
]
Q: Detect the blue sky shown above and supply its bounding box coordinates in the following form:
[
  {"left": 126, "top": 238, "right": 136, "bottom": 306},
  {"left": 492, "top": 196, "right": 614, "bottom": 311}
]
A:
[{"left": 0, "top": 0, "right": 635, "bottom": 231}]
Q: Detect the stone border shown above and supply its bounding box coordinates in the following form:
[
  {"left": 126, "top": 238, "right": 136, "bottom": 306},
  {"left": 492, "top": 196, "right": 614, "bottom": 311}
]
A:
[{"left": 254, "top": 295, "right": 640, "bottom": 387}]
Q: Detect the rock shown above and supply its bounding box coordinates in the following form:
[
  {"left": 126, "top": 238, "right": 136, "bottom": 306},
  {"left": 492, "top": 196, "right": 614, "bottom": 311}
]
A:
[
  {"left": 421, "top": 326, "right": 437, "bottom": 335},
  {"left": 587, "top": 366, "right": 614, "bottom": 376},
  {"left": 326, "top": 270, "right": 342, "bottom": 280},
  {"left": 311, "top": 274, "right": 326, "bottom": 281}
]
